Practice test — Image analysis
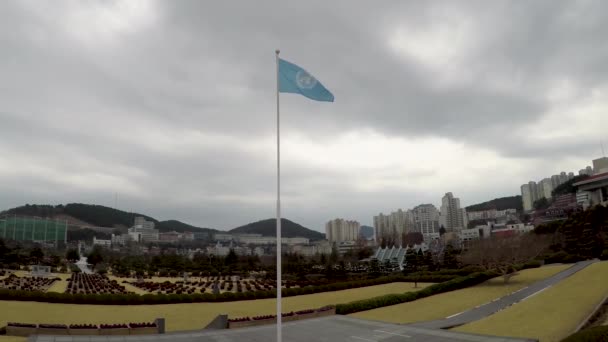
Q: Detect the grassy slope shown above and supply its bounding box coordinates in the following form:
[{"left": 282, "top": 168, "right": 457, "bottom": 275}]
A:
[
  {"left": 0, "top": 282, "right": 429, "bottom": 332},
  {"left": 351, "top": 264, "right": 571, "bottom": 324},
  {"left": 454, "top": 261, "right": 608, "bottom": 342}
]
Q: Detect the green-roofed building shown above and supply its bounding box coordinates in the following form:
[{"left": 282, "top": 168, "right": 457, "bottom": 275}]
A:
[{"left": 0, "top": 215, "right": 67, "bottom": 243}]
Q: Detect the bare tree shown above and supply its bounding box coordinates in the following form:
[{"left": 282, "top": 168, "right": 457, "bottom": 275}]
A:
[{"left": 461, "top": 234, "right": 550, "bottom": 284}]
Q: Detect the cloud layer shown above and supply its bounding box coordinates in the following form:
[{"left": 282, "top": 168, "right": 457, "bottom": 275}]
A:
[{"left": 0, "top": 0, "right": 606, "bottom": 230}]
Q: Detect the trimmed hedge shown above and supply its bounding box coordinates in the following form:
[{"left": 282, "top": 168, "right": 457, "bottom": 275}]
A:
[
  {"left": 335, "top": 271, "right": 498, "bottom": 315},
  {"left": 561, "top": 326, "right": 608, "bottom": 342}
]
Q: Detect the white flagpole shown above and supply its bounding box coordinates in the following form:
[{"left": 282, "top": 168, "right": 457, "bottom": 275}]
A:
[{"left": 275, "top": 49, "right": 282, "bottom": 342}]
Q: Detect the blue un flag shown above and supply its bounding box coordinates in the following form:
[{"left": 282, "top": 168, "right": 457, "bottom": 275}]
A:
[{"left": 278, "top": 58, "right": 334, "bottom": 102}]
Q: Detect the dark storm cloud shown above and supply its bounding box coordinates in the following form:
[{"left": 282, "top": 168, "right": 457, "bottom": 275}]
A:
[{"left": 0, "top": 0, "right": 607, "bottom": 229}]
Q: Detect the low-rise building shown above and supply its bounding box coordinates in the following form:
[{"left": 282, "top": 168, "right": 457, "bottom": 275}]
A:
[
  {"left": 574, "top": 171, "right": 608, "bottom": 209},
  {"left": 92, "top": 236, "right": 111, "bottom": 247}
]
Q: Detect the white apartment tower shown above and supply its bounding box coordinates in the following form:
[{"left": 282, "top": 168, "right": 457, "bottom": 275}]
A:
[
  {"left": 374, "top": 209, "right": 414, "bottom": 242},
  {"left": 325, "top": 218, "right": 360, "bottom": 244},
  {"left": 439, "top": 192, "right": 466, "bottom": 232},
  {"left": 412, "top": 204, "right": 440, "bottom": 236}
]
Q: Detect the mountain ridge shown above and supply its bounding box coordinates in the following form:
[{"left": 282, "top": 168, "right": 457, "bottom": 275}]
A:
[
  {"left": 1, "top": 203, "right": 322, "bottom": 238},
  {"left": 229, "top": 218, "right": 324, "bottom": 240},
  {"left": 465, "top": 195, "right": 523, "bottom": 212}
]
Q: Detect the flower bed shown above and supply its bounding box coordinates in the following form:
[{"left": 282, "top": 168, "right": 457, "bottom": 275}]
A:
[
  {"left": 6, "top": 323, "right": 37, "bottom": 336},
  {"left": 69, "top": 324, "right": 99, "bottom": 336},
  {"left": 228, "top": 306, "right": 335, "bottom": 329},
  {"left": 38, "top": 323, "right": 69, "bottom": 335},
  {"left": 4, "top": 322, "right": 158, "bottom": 337},
  {"left": 99, "top": 323, "right": 129, "bottom": 335},
  {"left": 128, "top": 322, "right": 158, "bottom": 335}
]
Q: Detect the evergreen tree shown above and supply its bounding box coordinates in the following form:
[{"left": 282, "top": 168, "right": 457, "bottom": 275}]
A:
[
  {"left": 87, "top": 246, "right": 104, "bottom": 269},
  {"left": 423, "top": 250, "right": 435, "bottom": 271},
  {"left": 443, "top": 245, "right": 458, "bottom": 269},
  {"left": 29, "top": 247, "right": 44, "bottom": 264},
  {"left": 66, "top": 249, "right": 80, "bottom": 262}
]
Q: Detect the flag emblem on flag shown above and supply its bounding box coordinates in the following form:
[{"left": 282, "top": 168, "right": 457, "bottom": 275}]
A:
[{"left": 278, "top": 58, "right": 334, "bottom": 102}]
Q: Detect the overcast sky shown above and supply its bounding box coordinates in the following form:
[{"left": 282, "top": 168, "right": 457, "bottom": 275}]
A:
[{"left": 1, "top": 1, "right": 607, "bottom": 231}]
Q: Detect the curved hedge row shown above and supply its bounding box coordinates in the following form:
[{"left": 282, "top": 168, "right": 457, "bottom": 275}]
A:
[
  {"left": 561, "top": 326, "right": 608, "bottom": 342},
  {"left": 0, "top": 274, "right": 456, "bottom": 305},
  {"left": 335, "top": 271, "right": 498, "bottom": 315}
]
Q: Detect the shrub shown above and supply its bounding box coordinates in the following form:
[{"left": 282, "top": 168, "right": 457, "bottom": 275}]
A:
[
  {"left": 39, "top": 324, "right": 67, "bottom": 329},
  {"left": 561, "top": 326, "right": 608, "bottom": 342},
  {"left": 600, "top": 250, "right": 608, "bottom": 261}
]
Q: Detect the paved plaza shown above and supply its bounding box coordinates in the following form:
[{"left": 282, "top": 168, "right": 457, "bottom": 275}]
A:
[{"left": 29, "top": 316, "right": 536, "bottom": 342}]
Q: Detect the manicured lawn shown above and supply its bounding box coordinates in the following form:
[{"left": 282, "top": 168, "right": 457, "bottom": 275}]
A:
[
  {"left": 0, "top": 336, "right": 26, "bottom": 342},
  {"left": 351, "top": 264, "right": 571, "bottom": 324},
  {"left": 454, "top": 261, "right": 608, "bottom": 342},
  {"left": 0, "top": 282, "right": 428, "bottom": 332}
]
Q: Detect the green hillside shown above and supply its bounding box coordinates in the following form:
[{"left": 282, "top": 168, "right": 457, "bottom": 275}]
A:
[
  {"left": 465, "top": 195, "right": 522, "bottom": 212},
  {"left": 229, "top": 218, "right": 324, "bottom": 240},
  {"left": 1, "top": 203, "right": 216, "bottom": 233}
]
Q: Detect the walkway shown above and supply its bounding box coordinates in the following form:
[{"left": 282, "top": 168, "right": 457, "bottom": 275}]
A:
[
  {"left": 29, "top": 316, "right": 537, "bottom": 342},
  {"left": 412, "top": 260, "right": 596, "bottom": 329}
]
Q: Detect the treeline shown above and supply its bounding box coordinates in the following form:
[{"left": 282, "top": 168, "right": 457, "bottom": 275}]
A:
[
  {"left": 535, "top": 204, "right": 608, "bottom": 261},
  {"left": 67, "top": 228, "right": 112, "bottom": 243},
  {"left": 465, "top": 195, "right": 522, "bottom": 212},
  {"left": 551, "top": 175, "right": 590, "bottom": 197}
]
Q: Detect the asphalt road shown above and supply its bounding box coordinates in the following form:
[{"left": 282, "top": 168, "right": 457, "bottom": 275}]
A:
[
  {"left": 412, "top": 260, "right": 596, "bottom": 329},
  {"left": 30, "top": 316, "right": 536, "bottom": 342}
]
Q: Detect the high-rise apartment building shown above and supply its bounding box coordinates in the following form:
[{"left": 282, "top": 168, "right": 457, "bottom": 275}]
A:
[
  {"left": 374, "top": 209, "right": 414, "bottom": 242},
  {"left": 521, "top": 169, "right": 580, "bottom": 212},
  {"left": 521, "top": 183, "right": 533, "bottom": 211},
  {"left": 325, "top": 218, "right": 360, "bottom": 244},
  {"left": 412, "top": 204, "right": 440, "bottom": 237},
  {"left": 373, "top": 213, "right": 390, "bottom": 242},
  {"left": 538, "top": 178, "right": 553, "bottom": 199},
  {"left": 439, "top": 192, "right": 467, "bottom": 232},
  {"left": 579, "top": 166, "right": 593, "bottom": 176}
]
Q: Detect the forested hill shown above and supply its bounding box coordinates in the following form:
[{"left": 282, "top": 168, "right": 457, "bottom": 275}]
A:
[
  {"left": 1, "top": 203, "right": 217, "bottom": 233},
  {"left": 229, "top": 218, "right": 324, "bottom": 240},
  {"left": 465, "top": 195, "right": 523, "bottom": 212}
]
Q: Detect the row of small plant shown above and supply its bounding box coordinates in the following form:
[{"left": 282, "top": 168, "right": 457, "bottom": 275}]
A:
[
  {"left": 228, "top": 306, "right": 335, "bottom": 322},
  {"left": 6, "top": 322, "right": 156, "bottom": 329},
  {"left": 0, "top": 274, "right": 435, "bottom": 304}
]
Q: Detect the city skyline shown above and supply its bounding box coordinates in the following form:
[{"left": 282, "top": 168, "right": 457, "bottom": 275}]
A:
[{"left": 1, "top": 1, "right": 607, "bottom": 232}]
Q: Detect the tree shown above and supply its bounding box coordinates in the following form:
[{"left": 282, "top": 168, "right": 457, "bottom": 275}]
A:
[
  {"left": 87, "top": 246, "right": 104, "bottom": 269},
  {"left": 329, "top": 243, "right": 339, "bottom": 264},
  {"left": 423, "top": 250, "right": 435, "bottom": 271},
  {"left": 354, "top": 236, "right": 373, "bottom": 260},
  {"left": 29, "top": 247, "right": 44, "bottom": 264},
  {"left": 533, "top": 197, "right": 550, "bottom": 210},
  {"left": 403, "top": 248, "right": 418, "bottom": 273},
  {"left": 461, "top": 234, "right": 549, "bottom": 284},
  {"left": 442, "top": 244, "right": 458, "bottom": 269},
  {"left": 402, "top": 232, "right": 424, "bottom": 246},
  {"left": 439, "top": 226, "right": 446, "bottom": 236},
  {"left": 66, "top": 249, "right": 80, "bottom": 262},
  {"left": 225, "top": 249, "right": 238, "bottom": 266}
]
